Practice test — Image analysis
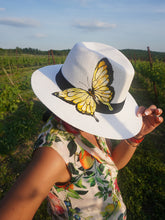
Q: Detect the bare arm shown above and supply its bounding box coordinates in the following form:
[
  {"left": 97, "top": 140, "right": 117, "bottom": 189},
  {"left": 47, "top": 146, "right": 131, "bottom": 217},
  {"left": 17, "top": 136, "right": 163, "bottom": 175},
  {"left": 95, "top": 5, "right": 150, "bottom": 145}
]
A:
[
  {"left": 111, "top": 140, "right": 137, "bottom": 170},
  {"left": 0, "top": 147, "right": 70, "bottom": 220},
  {"left": 111, "top": 105, "right": 163, "bottom": 170}
]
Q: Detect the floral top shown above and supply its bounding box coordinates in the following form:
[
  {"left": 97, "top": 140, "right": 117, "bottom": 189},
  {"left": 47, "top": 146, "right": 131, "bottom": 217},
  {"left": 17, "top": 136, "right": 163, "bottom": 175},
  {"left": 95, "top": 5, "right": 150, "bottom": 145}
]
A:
[{"left": 34, "top": 116, "right": 127, "bottom": 220}]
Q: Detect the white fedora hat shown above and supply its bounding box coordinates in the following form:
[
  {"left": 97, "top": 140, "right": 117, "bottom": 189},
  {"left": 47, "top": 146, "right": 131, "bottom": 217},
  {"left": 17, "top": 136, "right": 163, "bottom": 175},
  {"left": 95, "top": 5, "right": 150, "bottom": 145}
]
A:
[{"left": 31, "top": 42, "right": 142, "bottom": 139}]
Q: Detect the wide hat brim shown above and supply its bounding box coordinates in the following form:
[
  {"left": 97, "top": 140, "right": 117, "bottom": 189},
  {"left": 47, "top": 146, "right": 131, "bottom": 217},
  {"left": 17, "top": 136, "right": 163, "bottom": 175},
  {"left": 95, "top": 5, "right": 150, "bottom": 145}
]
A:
[{"left": 31, "top": 64, "right": 142, "bottom": 140}]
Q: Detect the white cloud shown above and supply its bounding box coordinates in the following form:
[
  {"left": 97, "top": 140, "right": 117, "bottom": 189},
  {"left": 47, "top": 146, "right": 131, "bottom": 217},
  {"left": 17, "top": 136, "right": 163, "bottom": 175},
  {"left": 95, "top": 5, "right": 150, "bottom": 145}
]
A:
[
  {"left": 33, "top": 33, "right": 47, "bottom": 38},
  {"left": 73, "top": 20, "right": 116, "bottom": 31},
  {"left": 0, "top": 8, "right": 5, "bottom": 11},
  {"left": 0, "top": 17, "right": 40, "bottom": 28}
]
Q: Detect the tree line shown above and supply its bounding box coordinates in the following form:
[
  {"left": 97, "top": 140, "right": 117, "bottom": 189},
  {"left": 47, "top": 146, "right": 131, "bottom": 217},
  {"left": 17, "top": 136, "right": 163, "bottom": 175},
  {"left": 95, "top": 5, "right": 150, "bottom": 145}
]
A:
[
  {"left": 0, "top": 47, "right": 70, "bottom": 56},
  {"left": 121, "top": 49, "right": 165, "bottom": 62},
  {"left": 0, "top": 47, "right": 165, "bottom": 61}
]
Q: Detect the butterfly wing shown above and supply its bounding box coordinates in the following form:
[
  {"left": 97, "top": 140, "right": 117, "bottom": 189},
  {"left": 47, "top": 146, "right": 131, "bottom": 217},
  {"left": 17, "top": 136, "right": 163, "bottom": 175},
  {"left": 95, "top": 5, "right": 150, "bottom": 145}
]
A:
[
  {"left": 52, "top": 57, "right": 114, "bottom": 121},
  {"left": 92, "top": 58, "right": 114, "bottom": 111},
  {"left": 53, "top": 88, "right": 97, "bottom": 116}
]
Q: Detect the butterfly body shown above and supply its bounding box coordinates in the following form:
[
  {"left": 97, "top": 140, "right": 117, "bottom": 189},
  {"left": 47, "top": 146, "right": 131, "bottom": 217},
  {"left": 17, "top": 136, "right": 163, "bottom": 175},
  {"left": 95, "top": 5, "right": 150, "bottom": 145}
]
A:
[
  {"left": 53, "top": 58, "right": 114, "bottom": 122},
  {"left": 88, "top": 88, "right": 95, "bottom": 99}
]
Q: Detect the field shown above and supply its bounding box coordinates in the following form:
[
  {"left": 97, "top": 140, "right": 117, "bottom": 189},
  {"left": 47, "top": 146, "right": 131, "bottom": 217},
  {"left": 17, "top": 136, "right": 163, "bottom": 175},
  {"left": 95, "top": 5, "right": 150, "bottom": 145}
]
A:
[{"left": 0, "top": 50, "right": 165, "bottom": 219}]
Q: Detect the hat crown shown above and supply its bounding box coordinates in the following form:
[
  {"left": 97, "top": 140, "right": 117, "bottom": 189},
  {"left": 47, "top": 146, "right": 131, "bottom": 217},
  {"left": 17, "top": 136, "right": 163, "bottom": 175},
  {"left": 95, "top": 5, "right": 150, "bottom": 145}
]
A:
[
  {"left": 31, "top": 41, "right": 142, "bottom": 139},
  {"left": 62, "top": 42, "right": 134, "bottom": 103}
]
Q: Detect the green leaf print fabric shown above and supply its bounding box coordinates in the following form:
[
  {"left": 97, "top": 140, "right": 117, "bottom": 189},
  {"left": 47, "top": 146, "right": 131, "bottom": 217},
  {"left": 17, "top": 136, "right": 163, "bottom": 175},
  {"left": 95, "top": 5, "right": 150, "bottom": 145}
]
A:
[{"left": 34, "top": 116, "right": 127, "bottom": 220}]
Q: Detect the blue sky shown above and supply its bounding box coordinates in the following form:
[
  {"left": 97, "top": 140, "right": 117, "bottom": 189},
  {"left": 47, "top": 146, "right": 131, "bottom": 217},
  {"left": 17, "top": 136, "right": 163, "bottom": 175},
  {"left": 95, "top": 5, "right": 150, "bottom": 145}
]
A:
[{"left": 0, "top": 0, "right": 165, "bottom": 51}]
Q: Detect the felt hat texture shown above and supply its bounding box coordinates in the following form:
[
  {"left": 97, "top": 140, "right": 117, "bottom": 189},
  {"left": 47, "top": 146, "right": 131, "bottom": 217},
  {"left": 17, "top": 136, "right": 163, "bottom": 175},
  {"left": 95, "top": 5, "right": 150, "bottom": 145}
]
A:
[{"left": 31, "top": 42, "right": 142, "bottom": 139}]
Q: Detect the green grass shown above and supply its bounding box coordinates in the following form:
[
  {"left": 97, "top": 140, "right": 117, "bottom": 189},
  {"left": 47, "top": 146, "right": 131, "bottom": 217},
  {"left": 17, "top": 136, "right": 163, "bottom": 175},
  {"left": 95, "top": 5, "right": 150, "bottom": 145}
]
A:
[{"left": 0, "top": 58, "right": 164, "bottom": 219}]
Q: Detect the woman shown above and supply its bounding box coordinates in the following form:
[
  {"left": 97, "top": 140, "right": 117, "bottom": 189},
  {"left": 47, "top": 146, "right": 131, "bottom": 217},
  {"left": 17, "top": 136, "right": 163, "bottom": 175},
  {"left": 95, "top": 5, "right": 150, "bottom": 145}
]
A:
[{"left": 0, "top": 42, "right": 163, "bottom": 220}]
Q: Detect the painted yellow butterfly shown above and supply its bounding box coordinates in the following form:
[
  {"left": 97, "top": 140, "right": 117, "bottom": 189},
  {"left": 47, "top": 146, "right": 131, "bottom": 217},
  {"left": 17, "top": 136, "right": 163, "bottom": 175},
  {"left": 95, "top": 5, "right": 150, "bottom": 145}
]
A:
[{"left": 52, "top": 58, "right": 114, "bottom": 122}]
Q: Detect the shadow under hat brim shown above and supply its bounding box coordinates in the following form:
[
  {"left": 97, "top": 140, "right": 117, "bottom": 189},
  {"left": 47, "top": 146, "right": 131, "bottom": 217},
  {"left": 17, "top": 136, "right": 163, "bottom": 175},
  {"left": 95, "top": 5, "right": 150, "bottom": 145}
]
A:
[{"left": 31, "top": 64, "right": 142, "bottom": 140}]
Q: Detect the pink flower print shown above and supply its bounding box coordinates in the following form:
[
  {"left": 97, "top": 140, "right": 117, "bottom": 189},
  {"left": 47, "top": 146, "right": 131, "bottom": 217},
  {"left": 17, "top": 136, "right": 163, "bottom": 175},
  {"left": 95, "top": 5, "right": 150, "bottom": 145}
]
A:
[
  {"left": 114, "top": 178, "right": 120, "bottom": 192},
  {"left": 47, "top": 192, "right": 65, "bottom": 215}
]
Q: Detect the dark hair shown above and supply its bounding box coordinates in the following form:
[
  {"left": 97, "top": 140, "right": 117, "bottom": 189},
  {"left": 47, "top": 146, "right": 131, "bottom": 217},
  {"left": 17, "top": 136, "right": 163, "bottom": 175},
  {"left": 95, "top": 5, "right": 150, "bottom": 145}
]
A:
[{"left": 42, "top": 109, "right": 52, "bottom": 122}]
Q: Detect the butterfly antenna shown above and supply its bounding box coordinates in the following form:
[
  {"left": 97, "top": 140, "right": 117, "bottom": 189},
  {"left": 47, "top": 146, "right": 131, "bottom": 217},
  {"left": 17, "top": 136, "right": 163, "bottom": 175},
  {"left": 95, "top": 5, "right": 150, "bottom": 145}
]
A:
[
  {"left": 79, "top": 76, "right": 91, "bottom": 89},
  {"left": 79, "top": 80, "right": 88, "bottom": 89},
  {"left": 93, "top": 114, "right": 99, "bottom": 122},
  {"left": 86, "top": 76, "right": 90, "bottom": 88}
]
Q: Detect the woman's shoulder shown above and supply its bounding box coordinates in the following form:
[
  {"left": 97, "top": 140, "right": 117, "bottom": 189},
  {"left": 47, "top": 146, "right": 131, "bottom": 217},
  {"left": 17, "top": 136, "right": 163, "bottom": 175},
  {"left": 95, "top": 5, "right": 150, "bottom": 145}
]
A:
[{"left": 34, "top": 115, "right": 79, "bottom": 164}]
